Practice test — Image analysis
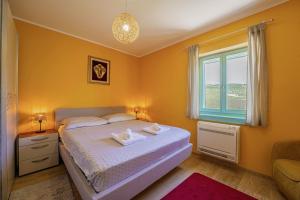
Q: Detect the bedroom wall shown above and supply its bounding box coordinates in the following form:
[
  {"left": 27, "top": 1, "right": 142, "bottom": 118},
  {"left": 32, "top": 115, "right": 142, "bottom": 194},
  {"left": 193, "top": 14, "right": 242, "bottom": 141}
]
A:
[
  {"left": 139, "top": 0, "right": 300, "bottom": 176},
  {"left": 16, "top": 20, "right": 140, "bottom": 133}
]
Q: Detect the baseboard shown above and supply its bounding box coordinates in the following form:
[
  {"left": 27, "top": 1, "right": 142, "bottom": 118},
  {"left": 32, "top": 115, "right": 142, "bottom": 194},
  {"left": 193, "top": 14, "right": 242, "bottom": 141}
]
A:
[{"left": 191, "top": 151, "right": 272, "bottom": 180}]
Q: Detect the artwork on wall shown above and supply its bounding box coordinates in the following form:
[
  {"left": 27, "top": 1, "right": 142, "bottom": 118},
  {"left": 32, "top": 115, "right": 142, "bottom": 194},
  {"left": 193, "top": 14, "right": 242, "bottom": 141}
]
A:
[{"left": 88, "top": 56, "right": 110, "bottom": 84}]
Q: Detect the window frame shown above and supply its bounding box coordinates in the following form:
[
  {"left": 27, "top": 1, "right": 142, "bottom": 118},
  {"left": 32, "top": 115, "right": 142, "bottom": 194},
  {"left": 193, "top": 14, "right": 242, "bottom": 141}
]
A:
[{"left": 199, "top": 47, "right": 248, "bottom": 124}]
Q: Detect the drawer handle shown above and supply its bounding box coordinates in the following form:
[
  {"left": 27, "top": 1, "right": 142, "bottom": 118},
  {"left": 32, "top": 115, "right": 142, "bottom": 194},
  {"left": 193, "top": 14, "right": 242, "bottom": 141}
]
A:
[
  {"left": 31, "top": 137, "right": 49, "bottom": 142},
  {"left": 31, "top": 144, "right": 49, "bottom": 149},
  {"left": 31, "top": 157, "right": 49, "bottom": 163}
]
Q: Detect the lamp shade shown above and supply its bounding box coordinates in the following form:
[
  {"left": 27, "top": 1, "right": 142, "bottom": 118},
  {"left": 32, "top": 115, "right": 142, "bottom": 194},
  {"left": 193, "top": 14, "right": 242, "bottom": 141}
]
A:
[
  {"left": 34, "top": 113, "right": 47, "bottom": 121},
  {"left": 112, "top": 12, "right": 139, "bottom": 44},
  {"left": 133, "top": 107, "right": 140, "bottom": 113}
]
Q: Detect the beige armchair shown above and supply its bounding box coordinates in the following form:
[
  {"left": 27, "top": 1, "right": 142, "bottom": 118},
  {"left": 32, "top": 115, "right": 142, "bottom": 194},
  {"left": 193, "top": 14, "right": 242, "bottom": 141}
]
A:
[{"left": 272, "top": 141, "right": 300, "bottom": 200}]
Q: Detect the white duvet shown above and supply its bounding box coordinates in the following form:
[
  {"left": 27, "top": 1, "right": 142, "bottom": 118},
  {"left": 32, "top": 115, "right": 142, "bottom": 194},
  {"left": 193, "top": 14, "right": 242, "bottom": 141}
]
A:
[{"left": 59, "top": 120, "right": 190, "bottom": 192}]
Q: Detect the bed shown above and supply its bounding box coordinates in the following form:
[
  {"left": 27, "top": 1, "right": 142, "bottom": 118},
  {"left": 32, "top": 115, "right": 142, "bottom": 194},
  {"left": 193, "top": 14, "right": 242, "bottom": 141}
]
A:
[{"left": 55, "top": 106, "right": 192, "bottom": 200}]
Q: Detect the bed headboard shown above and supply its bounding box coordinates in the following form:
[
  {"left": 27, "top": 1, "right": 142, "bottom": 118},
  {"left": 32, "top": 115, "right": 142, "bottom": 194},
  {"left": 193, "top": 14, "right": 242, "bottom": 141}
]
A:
[{"left": 54, "top": 106, "right": 126, "bottom": 129}]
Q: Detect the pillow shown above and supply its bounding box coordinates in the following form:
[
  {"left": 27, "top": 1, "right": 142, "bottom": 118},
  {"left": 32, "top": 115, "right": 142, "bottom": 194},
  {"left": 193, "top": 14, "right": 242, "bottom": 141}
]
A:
[
  {"left": 102, "top": 113, "right": 136, "bottom": 123},
  {"left": 62, "top": 116, "right": 108, "bottom": 130}
]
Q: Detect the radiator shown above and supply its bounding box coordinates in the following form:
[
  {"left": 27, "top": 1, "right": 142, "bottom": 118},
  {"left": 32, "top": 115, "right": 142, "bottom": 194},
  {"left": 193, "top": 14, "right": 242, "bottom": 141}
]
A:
[{"left": 197, "top": 121, "right": 240, "bottom": 163}]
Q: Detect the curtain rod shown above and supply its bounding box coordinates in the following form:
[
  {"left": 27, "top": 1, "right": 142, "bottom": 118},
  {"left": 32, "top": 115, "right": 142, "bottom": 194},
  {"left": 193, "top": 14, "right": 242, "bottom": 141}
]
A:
[{"left": 188, "top": 18, "right": 274, "bottom": 47}]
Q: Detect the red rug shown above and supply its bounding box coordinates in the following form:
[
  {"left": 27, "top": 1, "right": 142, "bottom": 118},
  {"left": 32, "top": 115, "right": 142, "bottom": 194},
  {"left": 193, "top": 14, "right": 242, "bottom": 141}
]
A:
[{"left": 161, "top": 173, "right": 257, "bottom": 200}]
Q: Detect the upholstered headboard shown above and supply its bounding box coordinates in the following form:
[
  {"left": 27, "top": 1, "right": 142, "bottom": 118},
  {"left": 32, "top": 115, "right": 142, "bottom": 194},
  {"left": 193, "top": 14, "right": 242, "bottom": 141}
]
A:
[{"left": 54, "top": 106, "right": 126, "bottom": 129}]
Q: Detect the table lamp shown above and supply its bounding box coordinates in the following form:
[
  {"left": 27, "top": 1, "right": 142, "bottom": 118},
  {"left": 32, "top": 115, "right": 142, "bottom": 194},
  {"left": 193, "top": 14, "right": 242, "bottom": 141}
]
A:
[
  {"left": 34, "top": 113, "right": 47, "bottom": 133},
  {"left": 133, "top": 107, "right": 140, "bottom": 119}
]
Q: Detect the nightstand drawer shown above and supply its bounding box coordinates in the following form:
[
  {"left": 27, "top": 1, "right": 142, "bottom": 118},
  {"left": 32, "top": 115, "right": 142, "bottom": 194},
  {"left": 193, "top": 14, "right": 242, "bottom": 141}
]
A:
[
  {"left": 19, "top": 141, "right": 58, "bottom": 161},
  {"left": 19, "top": 133, "right": 58, "bottom": 146},
  {"left": 19, "top": 153, "right": 58, "bottom": 176}
]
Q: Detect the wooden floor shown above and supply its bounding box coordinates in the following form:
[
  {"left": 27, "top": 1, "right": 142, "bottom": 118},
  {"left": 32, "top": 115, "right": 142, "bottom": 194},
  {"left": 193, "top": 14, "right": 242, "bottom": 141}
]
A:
[{"left": 12, "top": 154, "right": 286, "bottom": 200}]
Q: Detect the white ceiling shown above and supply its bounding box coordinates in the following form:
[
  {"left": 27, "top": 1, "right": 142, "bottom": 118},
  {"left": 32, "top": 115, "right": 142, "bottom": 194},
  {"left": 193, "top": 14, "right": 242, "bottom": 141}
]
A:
[{"left": 9, "top": 0, "right": 287, "bottom": 57}]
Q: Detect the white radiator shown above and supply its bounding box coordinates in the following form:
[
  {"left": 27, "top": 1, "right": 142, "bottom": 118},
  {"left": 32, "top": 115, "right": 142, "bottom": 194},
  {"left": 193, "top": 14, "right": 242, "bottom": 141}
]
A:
[{"left": 197, "top": 121, "right": 240, "bottom": 163}]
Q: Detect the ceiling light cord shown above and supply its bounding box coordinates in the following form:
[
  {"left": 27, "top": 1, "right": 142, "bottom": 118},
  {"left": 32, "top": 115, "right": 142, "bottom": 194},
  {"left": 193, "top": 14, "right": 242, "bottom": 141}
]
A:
[{"left": 125, "top": 0, "right": 128, "bottom": 12}]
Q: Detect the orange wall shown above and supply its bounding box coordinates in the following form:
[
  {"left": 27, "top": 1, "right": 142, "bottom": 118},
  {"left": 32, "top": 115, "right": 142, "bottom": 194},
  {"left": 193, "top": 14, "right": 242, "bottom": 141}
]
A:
[
  {"left": 139, "top": 0, "right": 300, "bottom": 176},
  {"left": 16, "top": 20, "right": 140, "bottom": 133}
]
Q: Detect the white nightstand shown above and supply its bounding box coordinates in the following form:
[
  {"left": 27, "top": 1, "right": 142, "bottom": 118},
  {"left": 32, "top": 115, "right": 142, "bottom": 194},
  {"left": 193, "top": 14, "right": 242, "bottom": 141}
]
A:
[{"left": 17, "top": 129, "right": 59, "bottom": 176}]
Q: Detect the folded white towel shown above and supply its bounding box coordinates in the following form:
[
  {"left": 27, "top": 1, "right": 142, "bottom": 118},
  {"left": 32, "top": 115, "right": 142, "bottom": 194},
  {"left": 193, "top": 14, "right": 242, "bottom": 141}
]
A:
[
  {"left": 112, "top": 128, "right": 146, "bottom": 146},
  {"left": 151, "top": 123, "right": 161, "bottom": 131},
  {"left": 143, "top": 123, "right": 170, "bottom": 135}
]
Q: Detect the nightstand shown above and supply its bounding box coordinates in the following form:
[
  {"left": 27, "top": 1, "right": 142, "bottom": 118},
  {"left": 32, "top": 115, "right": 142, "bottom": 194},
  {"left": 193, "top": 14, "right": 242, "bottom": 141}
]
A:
[{"left": 17, "top": 129, "right": 59, "bottom": 176}]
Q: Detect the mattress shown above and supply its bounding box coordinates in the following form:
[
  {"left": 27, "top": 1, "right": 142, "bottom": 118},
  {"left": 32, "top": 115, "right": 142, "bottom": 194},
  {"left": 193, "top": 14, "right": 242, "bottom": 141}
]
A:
[{"left": 59, "top": 120, "right": 191, "bottom": 192}]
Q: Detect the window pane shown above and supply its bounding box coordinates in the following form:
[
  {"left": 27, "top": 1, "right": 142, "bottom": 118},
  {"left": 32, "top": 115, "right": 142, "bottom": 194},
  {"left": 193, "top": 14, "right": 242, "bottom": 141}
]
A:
[
  {"left": 226, "top": 52, "right": 247, "bottom": 111},
  {"left": 203, "top": 58, "right": 221, "bottom": 109}
]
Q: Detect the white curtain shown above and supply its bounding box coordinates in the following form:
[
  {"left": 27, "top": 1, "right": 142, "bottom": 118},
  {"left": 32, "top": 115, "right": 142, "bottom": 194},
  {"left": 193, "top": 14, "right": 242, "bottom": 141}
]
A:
[
  {"left": 246, "top": 23, "right": 268, "bottom": 126},
  {"left": 187, "top": 45, "right": 200, "bottom": 119}
]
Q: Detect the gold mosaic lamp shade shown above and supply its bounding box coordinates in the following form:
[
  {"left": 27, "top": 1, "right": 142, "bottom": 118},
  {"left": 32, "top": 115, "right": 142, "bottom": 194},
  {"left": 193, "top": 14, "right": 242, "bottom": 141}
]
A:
[{"left": 112, "top": 12, "right": 139, "bottom": 44}]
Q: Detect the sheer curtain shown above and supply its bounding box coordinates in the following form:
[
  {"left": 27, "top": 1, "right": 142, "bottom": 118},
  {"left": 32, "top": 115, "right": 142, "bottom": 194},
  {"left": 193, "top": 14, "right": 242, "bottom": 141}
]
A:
[
  {"left": 187, "top": 45, "right": 200, "bottom": 119},
  {"left": 246, "top": 23, "right": 268, "bottom": 126}
]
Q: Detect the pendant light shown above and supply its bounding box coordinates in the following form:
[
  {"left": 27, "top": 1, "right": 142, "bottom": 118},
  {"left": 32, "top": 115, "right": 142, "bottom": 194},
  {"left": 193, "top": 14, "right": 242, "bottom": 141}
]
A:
[{"left": 112, "top": 0, "right": 139, "bottom": 44}]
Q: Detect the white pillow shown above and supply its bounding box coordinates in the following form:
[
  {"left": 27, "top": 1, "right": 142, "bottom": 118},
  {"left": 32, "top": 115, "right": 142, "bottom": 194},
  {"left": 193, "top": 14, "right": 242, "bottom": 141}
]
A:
[
  {"left": 102, "top": 113, "right": 136, "bottom": 123},
  {"left": 62, "top": 116, "right": 108, "bottom": 130}
]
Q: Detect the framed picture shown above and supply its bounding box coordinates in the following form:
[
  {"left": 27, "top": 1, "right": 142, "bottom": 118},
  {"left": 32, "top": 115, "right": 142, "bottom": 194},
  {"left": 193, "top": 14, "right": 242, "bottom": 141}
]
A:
[{"left": 88, "top": 56, "right": 110, "bottom": 84}]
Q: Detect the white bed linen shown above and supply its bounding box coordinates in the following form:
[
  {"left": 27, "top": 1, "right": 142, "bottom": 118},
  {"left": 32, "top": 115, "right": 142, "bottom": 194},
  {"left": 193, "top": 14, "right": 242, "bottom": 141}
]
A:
[{"left": 59, "top": 120, "right": 190, "bottom": 192}]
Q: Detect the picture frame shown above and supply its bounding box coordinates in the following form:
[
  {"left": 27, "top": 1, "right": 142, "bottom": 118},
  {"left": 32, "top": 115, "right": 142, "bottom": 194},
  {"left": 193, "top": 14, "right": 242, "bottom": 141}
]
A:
[{"left": 88, "top": 56, "right": 110, "bottom": 85}]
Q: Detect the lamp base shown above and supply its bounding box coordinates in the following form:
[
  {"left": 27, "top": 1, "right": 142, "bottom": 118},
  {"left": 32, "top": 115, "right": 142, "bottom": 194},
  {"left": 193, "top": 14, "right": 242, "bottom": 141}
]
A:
[{"left": 36, "top": 130, "right": 46, "bottom": 133}]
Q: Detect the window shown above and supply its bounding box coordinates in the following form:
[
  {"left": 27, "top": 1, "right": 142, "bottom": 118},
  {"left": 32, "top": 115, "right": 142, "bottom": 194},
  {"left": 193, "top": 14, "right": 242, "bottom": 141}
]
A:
[{"left": 199, "top": 47, "right": 248, "bottom": 124}]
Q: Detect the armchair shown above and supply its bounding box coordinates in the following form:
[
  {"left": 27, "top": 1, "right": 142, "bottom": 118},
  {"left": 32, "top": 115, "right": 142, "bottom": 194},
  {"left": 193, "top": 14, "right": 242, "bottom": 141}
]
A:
[{"left": 272, "top": 141, "right": 300, "bottom": 200}]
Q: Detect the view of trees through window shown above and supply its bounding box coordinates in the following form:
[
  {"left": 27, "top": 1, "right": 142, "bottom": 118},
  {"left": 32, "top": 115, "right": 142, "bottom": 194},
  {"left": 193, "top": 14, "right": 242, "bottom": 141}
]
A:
[
  {"left": 201, "top": 48, "right": 247, "bottom": 115},
  {"left": 226, "top": 52, "right": 247, "bottom": 111},
  {"left": 204, "top": 58, "right": 220, "bottom": 109}
]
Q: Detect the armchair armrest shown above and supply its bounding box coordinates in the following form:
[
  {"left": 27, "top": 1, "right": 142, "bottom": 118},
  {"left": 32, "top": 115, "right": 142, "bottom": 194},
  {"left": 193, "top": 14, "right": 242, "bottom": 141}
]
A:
[{"left": 271, "top": 141, "right": 300, "bottom": 163}]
